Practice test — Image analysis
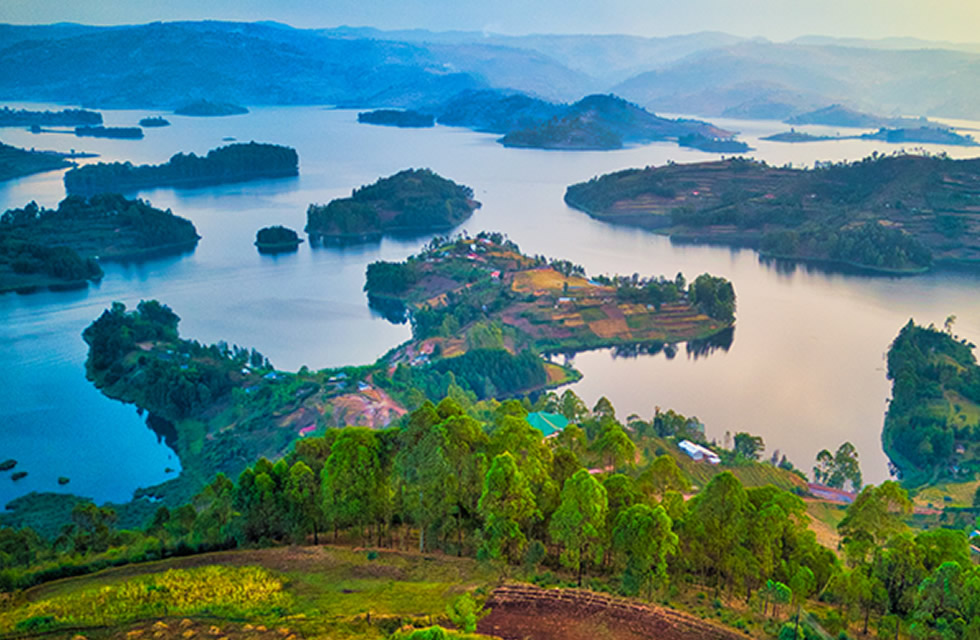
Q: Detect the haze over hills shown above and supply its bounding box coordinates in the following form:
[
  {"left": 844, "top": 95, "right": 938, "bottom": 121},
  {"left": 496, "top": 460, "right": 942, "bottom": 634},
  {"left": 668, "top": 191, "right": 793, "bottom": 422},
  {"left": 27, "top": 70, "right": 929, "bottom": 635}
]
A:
[{"left": 1, "top": 20, "right": 979, "bottom": 121}]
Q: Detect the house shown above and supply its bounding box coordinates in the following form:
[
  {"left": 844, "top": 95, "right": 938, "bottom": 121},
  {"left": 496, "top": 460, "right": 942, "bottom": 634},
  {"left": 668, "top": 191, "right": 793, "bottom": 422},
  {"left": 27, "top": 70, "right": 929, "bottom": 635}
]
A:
[
  {"left": 678, "top": 439, "right": 721, "bottom": 464},
  {"left": 527, "top": 412, "right": 569, "bottom": 438}
]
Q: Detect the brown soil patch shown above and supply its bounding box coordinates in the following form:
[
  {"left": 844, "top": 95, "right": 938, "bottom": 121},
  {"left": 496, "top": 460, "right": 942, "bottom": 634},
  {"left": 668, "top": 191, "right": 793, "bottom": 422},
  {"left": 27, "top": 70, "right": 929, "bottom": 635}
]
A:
[{"left": 479, "top": 584, "right": 750, "bottom": 640}]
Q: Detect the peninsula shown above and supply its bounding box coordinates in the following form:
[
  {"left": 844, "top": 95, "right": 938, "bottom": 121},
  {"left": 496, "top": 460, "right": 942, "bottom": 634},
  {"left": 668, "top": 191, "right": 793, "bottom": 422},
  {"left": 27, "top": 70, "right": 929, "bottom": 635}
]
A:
[
  {"left": 173, "top": 100, "right": 248, "bottom": 116},
  {"left": 763, "top": 126, "right": 977, "bottom": 147},
  {"left": 74, "top": 125, "right": 143, "bottom": 139},
  {"left": 357, "top": 109, "right": 435, "bottom": 128},
  {"left": 565, "top": 154, "right": 980, "bottom": 273},
  {"left": 0, "top": 141, "right": 74, "bottom": 182},
  {"left": 0, "top": 193, "right": 199, "bottom": 293},
  {"left": 305, "top": 168, "right": 479, "bottom": 242},
  {"left": 63, "top": 142, "right": 299, "bottom": 195},
  {"left": 884, "top": 319, "right": 980, "bottom": 487}
]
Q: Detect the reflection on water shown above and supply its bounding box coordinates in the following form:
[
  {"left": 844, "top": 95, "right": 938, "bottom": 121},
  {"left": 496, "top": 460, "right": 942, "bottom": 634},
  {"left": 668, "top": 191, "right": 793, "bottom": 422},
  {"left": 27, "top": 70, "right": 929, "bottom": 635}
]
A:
[{"left": 1, "top": 104, "right": 980, "bottom": 504}]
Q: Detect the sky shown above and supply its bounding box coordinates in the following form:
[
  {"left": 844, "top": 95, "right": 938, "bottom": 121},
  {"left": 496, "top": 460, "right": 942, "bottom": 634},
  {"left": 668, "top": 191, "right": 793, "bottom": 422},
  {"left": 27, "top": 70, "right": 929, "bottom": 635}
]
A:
[{"left": 2, "top": 0, "right": 980, "bottom": 43}]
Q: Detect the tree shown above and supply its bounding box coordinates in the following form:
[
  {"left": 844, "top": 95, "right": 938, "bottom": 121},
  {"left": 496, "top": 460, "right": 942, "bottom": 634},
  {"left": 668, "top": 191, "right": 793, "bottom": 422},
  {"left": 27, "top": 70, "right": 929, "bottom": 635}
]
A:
[
  {"left": 322, "top": 428, "right": 389, "bottom": 544},
  {"left": 445, "top": 593, "right": 488, "bottom": 633},
  {"left": 838, "top": 481, "right": 911, "bottom": 567},
  {"left": 637, "top": 454, "right": 689, "bottom": 501},
  {"left": 790, "top": 566, "right": 816, "bottom": 639},
  {"left": 613, "top": 503, "right": 678, "bottom": 599},
  {"left": 593, "top": 421, "right": 635, "bottom": 470},
  {"left": 286, "top": 461, "right": 321, "bottom": 544},
  {"left": 763, "top": 579, "right": 792, "bottom": 618},
  {"left": 733, "top": 432, "right": 765, "bottom": 460},
  {"left": 550, "top": 469, "right": 608, "bottom": 586},
  {"left": 478, "top": 452, "right": 538, "bottom": 563},
  {"left": 683, "top": 472, "right": 748, "bottom": 593}
]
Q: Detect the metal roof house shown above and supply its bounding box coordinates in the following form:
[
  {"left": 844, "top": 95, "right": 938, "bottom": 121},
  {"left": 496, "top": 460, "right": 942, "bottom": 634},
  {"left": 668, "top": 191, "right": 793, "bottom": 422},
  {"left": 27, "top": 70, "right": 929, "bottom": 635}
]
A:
[{"left": 678, "top": 439, "right": 721, "bottom": 464}]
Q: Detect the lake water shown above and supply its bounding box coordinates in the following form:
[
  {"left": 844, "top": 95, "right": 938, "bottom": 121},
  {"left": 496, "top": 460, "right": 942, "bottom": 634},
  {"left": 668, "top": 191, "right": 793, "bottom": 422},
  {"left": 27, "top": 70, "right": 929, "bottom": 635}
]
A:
[{"left": 2, "top": 105, "right": 979, "bottom": 505}]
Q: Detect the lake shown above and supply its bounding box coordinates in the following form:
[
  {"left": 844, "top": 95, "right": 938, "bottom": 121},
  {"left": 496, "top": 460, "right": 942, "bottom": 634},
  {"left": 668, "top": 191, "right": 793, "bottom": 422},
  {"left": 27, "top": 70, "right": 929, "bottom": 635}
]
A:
[{"left": 2, "top": 105, "right": 979, "bottom": 505}]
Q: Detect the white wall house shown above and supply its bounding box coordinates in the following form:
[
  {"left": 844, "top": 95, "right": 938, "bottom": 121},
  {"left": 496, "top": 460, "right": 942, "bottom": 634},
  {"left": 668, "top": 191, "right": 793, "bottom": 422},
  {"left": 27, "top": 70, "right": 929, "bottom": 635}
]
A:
[{"left": 678, "top": 439, "right": 721, "bottom": 465}]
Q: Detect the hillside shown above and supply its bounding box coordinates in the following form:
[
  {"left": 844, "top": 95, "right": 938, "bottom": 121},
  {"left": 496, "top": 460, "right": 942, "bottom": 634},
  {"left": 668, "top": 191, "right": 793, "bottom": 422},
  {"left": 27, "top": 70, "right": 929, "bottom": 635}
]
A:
[
  {"left": 0, "top": 140, "right": 73, "bottom": 182},
  {"left": 785, "top": 104, "right": 939, "bottom": 129},
  {"left": 565, "top": 154, "right": 980, "bottom": 273}
]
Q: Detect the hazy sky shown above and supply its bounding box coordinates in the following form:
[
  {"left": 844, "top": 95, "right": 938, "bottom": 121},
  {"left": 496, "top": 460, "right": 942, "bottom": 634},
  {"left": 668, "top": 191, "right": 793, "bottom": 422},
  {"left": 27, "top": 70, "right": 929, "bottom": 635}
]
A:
[{"left": 2, "top": 0, "right": 979, "bottom": 43}]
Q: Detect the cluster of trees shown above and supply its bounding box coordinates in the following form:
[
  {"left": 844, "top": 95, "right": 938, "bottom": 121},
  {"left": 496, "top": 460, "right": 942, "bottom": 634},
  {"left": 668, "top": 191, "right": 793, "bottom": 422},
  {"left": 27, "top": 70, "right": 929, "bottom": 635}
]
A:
[
  {"left": 74, "top": 125, "right": 143, "bottom": 139},
  {"left": 63, "top": 142, "right": 298, "bottom": 195},
  {"left": 357, "top": 109, "right": 435, "bottom": 128},
  {"left": 611, "top": 272, "right": 685, "bottom": 310},
  {"left": 254, "top": 225, "right": 301, "bottom": 250},
  {"left": 0, "top": 239, "right": 101, "bottom": 283},
  {"left": 761, "top": 222, "right": 932, "bottom": 271},
  {"left": 306, "top": 169, "right": 477, "bottom": 238},
  {"left": 0, "top": 107, "right": 102, "bottom": 126},
  {"left": 687, "top": 274, "right": 736, "bottom": 323},
  {"left": 813, "top": 442, "right": 863, "bottom": 491},
  {"left": 884, "top": 320, "right": 980, "bottom": 484},
  {"left": 500, "top": 114, "right": 624, "bottom": 150}
]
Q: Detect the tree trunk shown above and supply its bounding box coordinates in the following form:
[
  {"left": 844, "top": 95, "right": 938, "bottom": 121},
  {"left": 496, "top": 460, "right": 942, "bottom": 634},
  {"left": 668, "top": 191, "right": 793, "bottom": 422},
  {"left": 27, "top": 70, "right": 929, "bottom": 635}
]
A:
[
  {"left": 577, "top": 554, "right": 584, "bottom": 587},
  {"left": 862, "top": 602, "right": 870, "bottom": 635},
  {"left": 794, "top": 603, "right": 801, "bottom": 640},
  {"left": 456, "top": 510, "right": 463, "bottom": 557},
  {"left": 313, "top": 521, "right": 319, "bottom": 546}
]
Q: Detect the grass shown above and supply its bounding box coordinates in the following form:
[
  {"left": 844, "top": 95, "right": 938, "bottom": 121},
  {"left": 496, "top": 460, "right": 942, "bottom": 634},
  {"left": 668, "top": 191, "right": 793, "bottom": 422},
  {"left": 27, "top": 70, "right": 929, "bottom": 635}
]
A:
[{"left": 913, "top": 478, "right": 980, "bottom": 509}]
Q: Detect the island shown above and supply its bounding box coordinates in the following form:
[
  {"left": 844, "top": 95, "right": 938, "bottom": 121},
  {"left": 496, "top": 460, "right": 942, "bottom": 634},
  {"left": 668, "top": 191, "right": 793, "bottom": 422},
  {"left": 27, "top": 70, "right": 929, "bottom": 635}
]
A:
[
  {"left": 138, "top": 116, "right": 171, "bottom": 127},
  {"left": 255, "top": 225, "right": 302, "bottom": 253},
  {"left": 305, "top": 168, "right": 479, "bottom": 242},
  {"left": 763, "top": 126, "right": 977, "bottom": 147},
  {"left": 0, "top": 141, "right": 75, "bottom": 182},
  {"left": 174, "top": 100, "right": 248, "bottom": 116},
  {"left": 357, "top": 109, "right": 435, "bottom": 128},
  {"left": 884, "top": 319, "right": 980, "bottom": 487},
  {"left": 0, "top": 193, "right": 199, "bottom": 293},
  {"left": 678, "top": 133, "right": 751, "bottom": 153},
  {"left": 565, "top": 154, "right": 980, "bottom": 273},
  {"left": 63, "top": 142, "right": 299, "bottom": 195},
  {"left": 74, "top": 125, "right": 143, "bottom": 139},
  {"left": 0, "top": 459, "right": 16, "bottom": 471},
  {"left": 786, "top": 104, "right": 941, "bottom": 129},
  {"left": 0, "top": 106, "right": 102, "bottom": 127},
  {"left": 498, "top": 94, "right": 737, "bottom": 151}
]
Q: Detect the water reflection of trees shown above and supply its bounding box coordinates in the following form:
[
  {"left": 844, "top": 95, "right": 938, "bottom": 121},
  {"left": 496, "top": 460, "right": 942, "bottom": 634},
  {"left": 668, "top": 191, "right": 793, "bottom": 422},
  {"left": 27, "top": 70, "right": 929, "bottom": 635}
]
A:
[
  {"left": 367, "top": 295, "right": 409, "bottom": 324},
  {"left": 608, "top": 326, "right": 735, "bottom": 360},
  {"left": 145, "top": 413, "right": 178, "bottom": 450}
]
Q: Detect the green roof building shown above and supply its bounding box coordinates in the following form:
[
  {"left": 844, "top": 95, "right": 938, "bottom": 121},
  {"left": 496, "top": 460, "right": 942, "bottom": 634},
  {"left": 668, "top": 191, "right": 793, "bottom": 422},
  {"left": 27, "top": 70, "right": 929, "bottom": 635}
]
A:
[{"left": 526, "top": 411, "right": 569, "bottom": 438}]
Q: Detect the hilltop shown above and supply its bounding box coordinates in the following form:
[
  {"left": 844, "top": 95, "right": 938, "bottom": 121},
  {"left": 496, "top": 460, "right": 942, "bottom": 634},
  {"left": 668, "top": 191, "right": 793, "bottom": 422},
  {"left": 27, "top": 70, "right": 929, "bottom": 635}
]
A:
[{"left": 565, "top": 154, "right": 980, "bottom": 273}]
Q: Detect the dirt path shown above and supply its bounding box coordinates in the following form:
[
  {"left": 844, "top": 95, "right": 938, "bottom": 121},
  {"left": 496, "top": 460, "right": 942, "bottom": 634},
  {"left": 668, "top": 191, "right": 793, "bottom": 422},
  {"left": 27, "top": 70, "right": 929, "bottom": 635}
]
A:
[{"left": 479, "top": 584, "right": 752, "bottom": 640}]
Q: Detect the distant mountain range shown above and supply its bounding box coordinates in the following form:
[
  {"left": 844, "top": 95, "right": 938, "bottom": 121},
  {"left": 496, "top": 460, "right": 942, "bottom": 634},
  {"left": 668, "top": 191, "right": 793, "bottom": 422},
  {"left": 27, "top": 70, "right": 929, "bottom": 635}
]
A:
[{"left": 1, "top": 21, "right": 979, "bottom": 121}]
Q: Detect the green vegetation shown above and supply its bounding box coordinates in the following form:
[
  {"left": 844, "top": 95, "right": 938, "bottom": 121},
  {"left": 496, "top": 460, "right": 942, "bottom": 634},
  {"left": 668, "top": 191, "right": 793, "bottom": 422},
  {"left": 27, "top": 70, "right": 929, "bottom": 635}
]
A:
[
  {"left": 678, "top": 133, "right": 751, "bottom": 153},
  {"left": 255, "top": 225, "right": 302, "bottom": 252},
  {"left": 139, "top": 116, "right": 171, "bottom": 127},
  {"left": 305, "top": 169, "right": 479, "bottom": 240},
  {"left": 566, "top": 154, "right": 980, "bottom": 273},
  {"left": 883, "top": 319, "right": 980, "bottom": 486},
  {"left": 358, "top": 109, "right": 435, "bottom": 128},
  {"left": 0, "top": 194, "right": 199, "bottom": 293},
  {"left": 75, "top": 125, "right": 143, "bottom": 139},
  {"left": 174, "top": 99, "right": 248, "bottom": 116},
  {"left": 0, "top": 106, "right": 102, "bottom": 127},
  {"left": 0, "top": 140, "right": 73, "bottom": 182},
  {"left": 63, "top": 141, "right": 298, "bottom": 194},
  {"left": 498, "top": 94, "right": 738, "bottom": 151}
]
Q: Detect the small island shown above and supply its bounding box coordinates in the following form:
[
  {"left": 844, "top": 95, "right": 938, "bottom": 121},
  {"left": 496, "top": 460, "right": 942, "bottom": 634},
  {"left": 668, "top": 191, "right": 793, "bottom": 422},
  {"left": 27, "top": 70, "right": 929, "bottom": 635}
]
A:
[
  {"left": 174, "top": 100, "right": 248, "bottom": 117},
  {"left": 255, "top": 225, "right": 302, "bottom": 253},
  {"left": 678, "top": 133, "right": 751, "bottom": 153},
  {"left": 884, "top": 319, "right": 980, "bottom": 487},
  {"left": 10, "top": 471, "right": 26, "bottom": 481},
  {"left": 564, "top": 154, "right": 980, "bottom": 273},
  {"left": 762, "top": 129, "right": 838, "bottom": 143},
  {"left": 74, "top": 125, "right": 143, "bottom": 139},
  {"left": 0, "top": 106, "right": 102, "bottom": 127},
  {"left": 138, "top": 116, "right": 171, "bottom": 127},
  {"left": 764, "top": 126, "right": 977, "bottom": 147},
  {"left": 0, "top": 141, "right": 75, "bottom": 182},
  {"left": 498, "top": 94, "right": 737, "bottom": 151},
  {"left": 305, "top": 168, "right": 479, "bottom": 242},
  {"left": 64, "top": 141, "right": 299, "bottom": 195},
  {"left": 0, "top": 193, "right": 199, "bottom": 293},
  {"left": 357, "top": 109, "right": 435, "bottom": 128},
  {"left": 0, "top": 459, "right": 16, "bottom": 471}
]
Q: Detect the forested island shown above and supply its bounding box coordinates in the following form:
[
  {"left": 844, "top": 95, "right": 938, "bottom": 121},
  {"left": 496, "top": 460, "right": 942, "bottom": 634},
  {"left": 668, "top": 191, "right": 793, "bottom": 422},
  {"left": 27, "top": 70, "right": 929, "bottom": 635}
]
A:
[
  {"left": 0, "top": 194, "right": 199, "bottom": 293},
  {"left": 0, "top": 141, "right": 74, "bottom": 182},
  {"left": 139, "top": 116, "right": 170, "bottom": 127},
  {"left": 565, "top": 154, "right": 980, "bottom": 273},
  {"left": 763, "top": 126, "right": 977, "bottom": 147},
  {"left": 174, "top": 100, "right": 248, "bottom": 116},
  {"left": 497, "top": 94, "right": 736, "bottom": 151},
  {"left": 305, "top": 169, "right": 479, "bottom": 241},
  {"left": 0, "top": 106, "right": 102, "bottom": 127},
  {"left": 678, "top": 133, "right": 751, "bottom": 153},
  {"left": 255, "top": 225, "right": 302, "bottom": 253},
  {"left": 884, "top": 319, "right": 980, "bottom": 486},
  {"left": 785, "top": 104, "right": 941, "bottom": 129},
  {"left": 63, "top": 142, "right": 299, "bottom": 194},
  {"left": 74, "top": 125, "right": 143, "bottom": 139},
  {"left": 357, "top": 109, "right": 435, "bottom": 128}
]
